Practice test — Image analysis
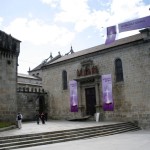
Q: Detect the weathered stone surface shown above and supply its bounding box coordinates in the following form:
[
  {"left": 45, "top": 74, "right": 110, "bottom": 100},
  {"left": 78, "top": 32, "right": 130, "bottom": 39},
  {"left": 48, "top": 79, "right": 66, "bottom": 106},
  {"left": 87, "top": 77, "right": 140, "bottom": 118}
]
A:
[
  {"left": 17, "top": 92, "right": 48, "bottom": 121},
  {"left": 0, "top": 30, "right": 21, "bottom": 122},
  {"left": 41, "top": 29, "right": 150, "bottom": 129}
]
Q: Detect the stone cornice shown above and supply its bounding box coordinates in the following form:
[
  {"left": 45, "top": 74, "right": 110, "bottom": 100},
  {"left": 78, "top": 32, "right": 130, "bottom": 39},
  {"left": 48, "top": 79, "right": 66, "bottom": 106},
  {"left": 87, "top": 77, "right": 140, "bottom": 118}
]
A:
[
  {"left": 42, "top": 38, "right": 144, "bottom": 70},
  {"left": 74, "top": 74, "right": 100, "bottom": 83}
]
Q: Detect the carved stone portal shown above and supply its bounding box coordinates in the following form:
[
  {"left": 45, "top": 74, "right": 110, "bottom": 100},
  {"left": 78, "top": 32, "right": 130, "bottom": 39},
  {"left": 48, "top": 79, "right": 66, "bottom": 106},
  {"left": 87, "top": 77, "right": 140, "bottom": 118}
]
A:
[{"left": 77, "top": 60, "right": 99, "bottom": 77}]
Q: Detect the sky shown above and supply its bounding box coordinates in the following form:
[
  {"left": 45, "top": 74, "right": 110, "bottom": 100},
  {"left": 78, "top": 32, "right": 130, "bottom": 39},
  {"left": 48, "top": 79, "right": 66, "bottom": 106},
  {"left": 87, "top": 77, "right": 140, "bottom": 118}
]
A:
[{"left": 0, "top": 0, "right": 150, "bottom": 74}]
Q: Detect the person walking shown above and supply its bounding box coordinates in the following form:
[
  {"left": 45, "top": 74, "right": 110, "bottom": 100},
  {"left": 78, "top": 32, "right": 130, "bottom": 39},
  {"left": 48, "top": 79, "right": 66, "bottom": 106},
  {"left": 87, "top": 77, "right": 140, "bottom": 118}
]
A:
[
  {"left": 16, "top": 112, "right": 23, "bottom": 129},
  {"left": 40, "top": 112, "right": 45, "bottom": 124},
  {"left": 44, "top": 112, "right": 48, "bottom": 121},
  {"left": 36, "top": 113, "right": 40, "bottom": 124}
]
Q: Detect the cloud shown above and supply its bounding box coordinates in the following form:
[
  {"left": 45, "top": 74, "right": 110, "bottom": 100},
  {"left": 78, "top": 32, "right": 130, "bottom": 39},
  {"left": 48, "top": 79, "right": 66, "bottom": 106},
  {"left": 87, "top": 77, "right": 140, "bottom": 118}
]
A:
[
  {"left": 0, "top": 17, "right": 3, "bottom": 25},
  {"left": 107, "top": 0, "right": 150, "bottom": 39},
  {"left": 110, "top": 0, "right": 145, "bottom": 23},
  {"left": 54, "top": 0, "right": 93, "bottom": 32},
  {"left": 41, "top": 0, "right": 59, "bottom": 7},
  {"left": 3, "top": 0, "right": 149, "bottom": 48},
  {"left": 4, "top": 18, "right": 75, "bottom": 46},
  {"left": 4, "top": 0, "right": 149, "bottom": 74},
  {"left": 53, "top": 0, "right": 149, "bottom": 34}
]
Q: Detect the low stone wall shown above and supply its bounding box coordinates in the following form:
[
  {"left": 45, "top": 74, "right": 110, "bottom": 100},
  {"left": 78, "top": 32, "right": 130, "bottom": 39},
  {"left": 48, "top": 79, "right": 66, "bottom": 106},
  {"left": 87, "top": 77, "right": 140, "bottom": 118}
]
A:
[{"left": 17, "top": 91, "right": 48, "bottom": 121}]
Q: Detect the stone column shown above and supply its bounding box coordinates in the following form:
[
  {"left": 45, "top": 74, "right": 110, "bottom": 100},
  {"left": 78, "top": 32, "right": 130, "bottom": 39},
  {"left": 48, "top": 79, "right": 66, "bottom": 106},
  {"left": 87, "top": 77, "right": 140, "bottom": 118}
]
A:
[
  {"left": 95, "top": 79, "right": 100, "bottom": 112},
  {"left": 77, "top": 82, "right": 84, "bottom": 116}
]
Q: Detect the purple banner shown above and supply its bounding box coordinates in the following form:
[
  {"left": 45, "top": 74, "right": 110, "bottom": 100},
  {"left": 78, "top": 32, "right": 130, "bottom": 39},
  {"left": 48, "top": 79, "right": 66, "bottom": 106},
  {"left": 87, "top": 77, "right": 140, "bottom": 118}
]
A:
[
  {"left": 102, "top": 74, "right": 114, "bottom": 111},
  {"left": 69, "top": 80, "right": 78, "bottom": 112},
  {"left": 105, "top": 25, "right": 117, "bottom": 45},
  {"left": 118, "top": 16, "right": 150, "bottom": 33}
]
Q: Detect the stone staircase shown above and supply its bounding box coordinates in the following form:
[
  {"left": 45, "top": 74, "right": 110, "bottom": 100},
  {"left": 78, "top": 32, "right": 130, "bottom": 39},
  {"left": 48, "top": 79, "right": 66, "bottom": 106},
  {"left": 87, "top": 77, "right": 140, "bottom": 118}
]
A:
[{"left": 0, "top": 122, "right": 140, "bottom": 150}]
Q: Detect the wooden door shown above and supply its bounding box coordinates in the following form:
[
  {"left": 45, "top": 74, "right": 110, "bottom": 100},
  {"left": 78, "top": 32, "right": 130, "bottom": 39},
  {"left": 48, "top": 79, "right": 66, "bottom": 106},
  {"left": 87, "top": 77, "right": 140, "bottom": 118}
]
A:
[{"left": 85, "top": 87, "right": 96, "bottom": 116}]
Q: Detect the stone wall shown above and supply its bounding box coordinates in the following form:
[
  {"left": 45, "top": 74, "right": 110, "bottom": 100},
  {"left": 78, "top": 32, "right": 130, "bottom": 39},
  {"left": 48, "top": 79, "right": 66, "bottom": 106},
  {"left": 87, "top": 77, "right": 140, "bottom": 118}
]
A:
[
  {"left": 100, "top": 41, "right": 150, "bottom": 129},
  {"left": 0, "top": 53, "right": 18, "bottom": 121},
  {"left": 18, "top": 74, "right": 42, "bottom": 86},
  {"left": 43, "top": 62, "right": 81, "bottom": 120},
  {"left": 0, "top": 30, "right": 20, "bottom": 122},
  {"left": 17, "top": 91, "right": 48, "bottom": 121},
  {"left": 29, "top": 69, "right": 43, "bottom": 79},
  {"left": 42, "top": 31, "right": 150, "bottom": 128},
  {"left": 17, "top": 73, "right": 42, "bottom": 93}
]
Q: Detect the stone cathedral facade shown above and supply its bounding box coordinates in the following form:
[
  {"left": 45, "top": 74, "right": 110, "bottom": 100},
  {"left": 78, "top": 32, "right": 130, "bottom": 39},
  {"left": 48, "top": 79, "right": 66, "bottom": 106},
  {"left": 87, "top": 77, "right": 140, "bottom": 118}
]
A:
[
  {"left": 0, "top": 28, "right": 150, "bottom": 129},
  {"left": 30, "top": 28, "right": 150, "bottom": 129}
]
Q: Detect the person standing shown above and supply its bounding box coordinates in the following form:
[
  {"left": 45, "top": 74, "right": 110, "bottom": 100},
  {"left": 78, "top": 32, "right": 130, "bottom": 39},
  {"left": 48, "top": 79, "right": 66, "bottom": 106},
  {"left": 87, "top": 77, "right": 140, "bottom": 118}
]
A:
[
  {"left": 16, "top": 112, "right": 23, "bottom": 129},
  {"left": 40, "top": 112, "right": 45, "bottom": 124},
  {"left": 44, "top": 112, "right": 48, "bottom": 121},
  {"left": 36, "top": 113, "right": 40, "bottom": 124}
]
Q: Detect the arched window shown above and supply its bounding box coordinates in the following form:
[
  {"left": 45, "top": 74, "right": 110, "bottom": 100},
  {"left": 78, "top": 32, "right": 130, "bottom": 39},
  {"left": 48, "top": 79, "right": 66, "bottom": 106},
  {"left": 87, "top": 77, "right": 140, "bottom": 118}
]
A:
[
  {"left": 62, "top": 70, "right": 67, "bottom": 90},
  {"left": 115, "top": 58, "right": 124, "bottom": 82}
]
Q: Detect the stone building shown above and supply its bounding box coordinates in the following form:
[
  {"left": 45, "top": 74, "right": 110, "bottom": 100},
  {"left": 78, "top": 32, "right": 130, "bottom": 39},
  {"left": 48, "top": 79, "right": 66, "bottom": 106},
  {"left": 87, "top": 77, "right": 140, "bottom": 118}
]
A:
[
  {"left": 17, "top": 73, "right": 48, "bottom": 121},
  {"left": 1, "top": 28, "right": 150, "bottom": 129},
  {"left": 28, "top": 51, "right": 62, "bottom": 78},
  {"left": 0, "top": 30, "right": 21, "bottom": 122},
  {"left": 0, "top": 30, "right": 47, "bottom": 122},
  {"left": 17, "top": 73, "right": 42, "bottom": 92},
  {"left": 30, "top": 28, "right": 150, "bottom": 129}
]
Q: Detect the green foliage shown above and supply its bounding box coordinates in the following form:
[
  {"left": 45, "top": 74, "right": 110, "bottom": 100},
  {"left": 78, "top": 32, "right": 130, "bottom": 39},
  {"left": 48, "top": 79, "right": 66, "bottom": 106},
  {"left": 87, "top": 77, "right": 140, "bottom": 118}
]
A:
[{"left": 0, "top": 122, "right": 14, "bottom": 128}]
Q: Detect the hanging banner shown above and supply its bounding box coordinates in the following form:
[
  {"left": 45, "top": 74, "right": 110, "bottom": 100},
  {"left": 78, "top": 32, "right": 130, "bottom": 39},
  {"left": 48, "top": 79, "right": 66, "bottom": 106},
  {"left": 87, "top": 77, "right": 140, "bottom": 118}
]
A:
[
  {"left": 102, "top": 74, "right": 114, "bottom": 111},
  {"left": 118, "top": 15, "right": 150, "bottom": 33},
  {"left": 69, "top": 80, "right": 78, "bottom": 112},
  {"left": 105, "top": 25, "right": 117, "bottom": 45}
]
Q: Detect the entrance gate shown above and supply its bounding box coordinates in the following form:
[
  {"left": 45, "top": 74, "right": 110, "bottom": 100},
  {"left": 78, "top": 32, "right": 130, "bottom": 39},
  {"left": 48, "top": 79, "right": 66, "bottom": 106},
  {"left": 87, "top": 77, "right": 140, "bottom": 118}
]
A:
[
  {"left": 85, "top": 87, "right": 96, "bottom": 116},
  {"left": 39, "top": 96, "right": 45, "bottom": 114}
]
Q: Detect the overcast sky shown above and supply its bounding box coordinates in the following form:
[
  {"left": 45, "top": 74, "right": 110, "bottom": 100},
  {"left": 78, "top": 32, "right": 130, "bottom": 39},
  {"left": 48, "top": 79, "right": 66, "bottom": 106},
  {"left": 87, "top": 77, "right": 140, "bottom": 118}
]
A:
[{"left": 0, "top": 0, "right": 149, "bottom": 74}]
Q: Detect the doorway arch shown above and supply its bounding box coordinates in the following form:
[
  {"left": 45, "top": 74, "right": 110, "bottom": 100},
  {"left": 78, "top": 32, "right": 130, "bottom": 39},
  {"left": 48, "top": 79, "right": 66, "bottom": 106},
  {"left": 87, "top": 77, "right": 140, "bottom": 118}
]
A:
[
  {"left": 39, "top": 95, "right": 45, "bottom": 114},
  {"left": 85, "top": 87, "right": 96, "bottom": 116}
]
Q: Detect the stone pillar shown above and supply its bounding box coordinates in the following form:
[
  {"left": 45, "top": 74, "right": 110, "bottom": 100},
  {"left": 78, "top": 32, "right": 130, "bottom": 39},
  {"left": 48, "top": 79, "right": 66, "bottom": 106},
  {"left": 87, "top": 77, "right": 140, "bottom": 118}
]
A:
[
  {"left": 77, "top": 82, "right": 84, "bottom": 116},
  {"left": 95, "top": 79, "right": 100, "bottom": 112}
]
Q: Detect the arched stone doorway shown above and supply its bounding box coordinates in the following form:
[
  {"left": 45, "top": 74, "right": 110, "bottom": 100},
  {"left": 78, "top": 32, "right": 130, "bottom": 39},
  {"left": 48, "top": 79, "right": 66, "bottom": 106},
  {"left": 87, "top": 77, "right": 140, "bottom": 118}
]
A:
[
  {"left": 39, "top": 96, "right": 45, "bottom": 114},
  {"left": 36, "top": 95, "right": 47, "bottom": 114},
  {"left": 74, "top": 59, "right": 101, "bottom": 117},
  {"left": 85, "top": 87, "right": 96, "bottom": 116}
]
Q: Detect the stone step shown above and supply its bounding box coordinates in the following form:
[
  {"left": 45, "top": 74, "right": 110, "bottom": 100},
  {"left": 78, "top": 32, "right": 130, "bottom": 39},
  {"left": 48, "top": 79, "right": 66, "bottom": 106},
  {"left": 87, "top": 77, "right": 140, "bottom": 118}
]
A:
[
  {"left": 1, "top": 123, "right": 139, "bottom": 143},
  {"left": 0, "top": 122, "right": 140, "bottom": 150}
]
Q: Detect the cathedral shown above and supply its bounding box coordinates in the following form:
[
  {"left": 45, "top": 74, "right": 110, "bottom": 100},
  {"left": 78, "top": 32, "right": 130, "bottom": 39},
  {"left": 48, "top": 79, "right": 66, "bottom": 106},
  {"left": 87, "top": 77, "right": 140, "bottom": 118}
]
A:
[
  {"left": 29, "top": 28, "right": 150, "bottom": 129},
  {"left": 0, "top": 28, "right": 150, "bottom": 129}
]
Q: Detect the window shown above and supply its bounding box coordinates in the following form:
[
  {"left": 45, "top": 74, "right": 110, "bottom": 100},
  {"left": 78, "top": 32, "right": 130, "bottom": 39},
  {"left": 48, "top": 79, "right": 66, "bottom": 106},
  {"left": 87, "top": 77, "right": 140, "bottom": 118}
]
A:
[
  {"left": 115, "top": 58, "right": 124, "bottom": 82},
  {"left": 62, "top": 70, "right": 67, "bottom": 90}
]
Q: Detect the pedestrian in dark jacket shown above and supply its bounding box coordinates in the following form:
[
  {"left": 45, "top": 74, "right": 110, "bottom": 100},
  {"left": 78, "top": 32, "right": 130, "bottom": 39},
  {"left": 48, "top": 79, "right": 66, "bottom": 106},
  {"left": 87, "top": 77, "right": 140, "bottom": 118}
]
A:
[
  {"left": 36, "top": 113, "right": 40, "bottom": 124},
  {"left": 40, "top": 112, "right": 45, "bottom": 124},
  {"left": 16, "top": 112, "right": 23, "bottom": 129}
]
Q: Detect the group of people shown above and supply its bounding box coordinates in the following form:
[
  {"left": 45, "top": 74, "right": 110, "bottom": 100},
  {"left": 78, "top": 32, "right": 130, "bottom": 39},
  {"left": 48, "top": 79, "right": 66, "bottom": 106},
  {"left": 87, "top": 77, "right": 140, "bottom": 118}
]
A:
[
  {"left": 16, "top": 112, "right": 48, "bottom": 129},
  {"left": 36, "top": 112, "right": 47, "bottom": 125}
]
